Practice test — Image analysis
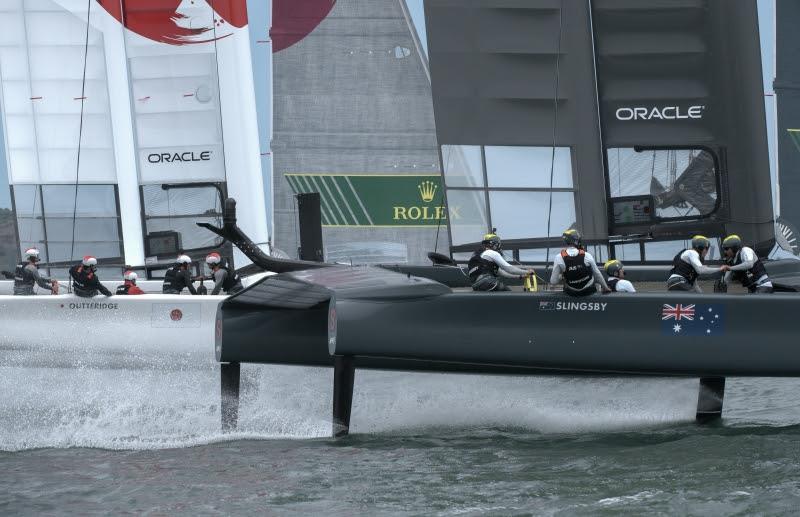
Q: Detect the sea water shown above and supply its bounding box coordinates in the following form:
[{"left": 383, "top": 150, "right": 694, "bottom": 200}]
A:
[{"left": 1, "top": 345, "right": 799, "bottom": 515}]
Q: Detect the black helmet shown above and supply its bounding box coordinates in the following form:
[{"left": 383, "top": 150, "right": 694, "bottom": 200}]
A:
[
  {"left": 562, "top": 229, "right": 582, "bottom": 247},
  {"left": 722, "top": 234, "right": 742, "bottom": 253},
  {"left": 604, "top": 259, "right": 624, "bottom": 277},
  {"left": 691, "top": 235, "right": 711, "bottom": 251},
  {"left": 482, "top": 233, "right": 502, "bottom": 251}
]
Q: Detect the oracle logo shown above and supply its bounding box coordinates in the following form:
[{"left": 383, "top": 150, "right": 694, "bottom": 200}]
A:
[
  {"left": 147, "top": 151, "right": 211, "bottom": 164},
  {"left": 615, "top": 105, "right": 705, "bottom": 122}
]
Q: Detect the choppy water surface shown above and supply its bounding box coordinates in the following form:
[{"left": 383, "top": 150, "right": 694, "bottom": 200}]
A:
[{"left": 1, "top": 349, "right": 799, "bottom": 515}]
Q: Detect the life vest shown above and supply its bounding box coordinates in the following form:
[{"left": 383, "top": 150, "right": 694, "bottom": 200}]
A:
[
  {"left": 13, "top": 262, "right": 35, "bottom": 295},
  {"left": 220, "top": 265, "right": 242, "bottom": 293},
  {"left": 607, "top": 277, "right": 620, "bottom": 292},
  {"left": 70, "top": 264, "right": 97, "bottom": 297},
  {"left": 730, "top": 250, "right": 769, "bottom": 292},
  {"left": 116, "top": 283, "right": 130, "bottom": 295},
  {"left": 162, "top": 265, "right": 189, "bottom": 293},
  {"left": 467, "top": 250, "right": 499, "bottom": 282},
  {"left": 561, "top": 249, "right": 592, "bottom": 291},
  {"left": 670, "top": 249, "right": 699, "bottom": 285}
]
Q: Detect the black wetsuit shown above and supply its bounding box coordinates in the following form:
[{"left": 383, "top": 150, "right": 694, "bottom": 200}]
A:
[
  {"left": 162, "top": 265, "right": 198, "bottom": 295},
  {"left": 69, "top": 265, "right": 112, "bottom": 298}
]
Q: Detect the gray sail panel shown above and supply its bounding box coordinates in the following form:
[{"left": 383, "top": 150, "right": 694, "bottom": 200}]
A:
[
  {"left": 593, "top": 0, "right": 773, "bottom": 251},
  {"left": 775, "top": 0, "right": 800, "bottom": 254},
  {"left": 424, "top": 0, "right": 608, "bottom": 245}
]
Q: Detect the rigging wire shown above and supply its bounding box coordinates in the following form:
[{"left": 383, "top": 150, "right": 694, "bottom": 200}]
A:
[
  {"left": 543, "top": 0, "right": 565, "bottom": 288},
  {"left": 68, "top": 0, "right": 93, "bottom": 264}
]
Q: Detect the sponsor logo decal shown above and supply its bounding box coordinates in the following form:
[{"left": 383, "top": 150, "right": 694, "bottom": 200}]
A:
[
  {"left": 170, "top": 309, "right": 183, "bottom": 321},
  {"left": 67, "top": 302, "right": 119, "bottom": 310},
  {"left": 662, "top": 303, "right": 725, "bottom": 336},
  {"left": 147, "top": 151, "right": 211, "bottom": 164},
  {"left": 539, "top": 301, "right": 607, "bottom": 312},
  {"left": 615, "top": 105, "right": 705, "bottom": 121}
]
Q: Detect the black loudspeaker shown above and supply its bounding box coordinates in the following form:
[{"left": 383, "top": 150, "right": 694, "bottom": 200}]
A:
[{"left": 297, "top": 192, "right": 324, "bottom": 262}]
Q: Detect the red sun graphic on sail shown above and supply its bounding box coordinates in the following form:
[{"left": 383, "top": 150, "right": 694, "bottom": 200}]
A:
[
  {"left": 96, "top": 0, "right": 248, "bottom": 45},
  {"left": 96, "top": 0, "right": 335, "bottom": 51}
]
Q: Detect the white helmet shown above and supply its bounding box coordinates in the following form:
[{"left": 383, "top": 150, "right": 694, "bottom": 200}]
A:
[
  {"left": 82, "top": 256, "right": 98, "bottom": 267},
  {"left": 176, "top": 255, "right": 192, "bottom": 265},
  {"left": 124, "top": 270, "right": 138, "bottom": 282},
  {"left": 205, "top": 252, "right": 222, "bottom": 266},
  {"left": 24, "top": 248, "right": 40, "bottom": 261}
]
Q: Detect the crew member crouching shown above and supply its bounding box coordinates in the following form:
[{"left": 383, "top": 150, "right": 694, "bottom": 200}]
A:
[
  {"left": 205, "top": 252, "right": 243, "bottom": 295},
  {"left": 468, "top": 233, "right": 533, "bottom": 292},
  {"left": 720, "top": 235, "right": 773, "bottom": 293},
  {"left": 666, "top": 235, "right": 725, "bottom": 292},
  {"left": 550, "top": 229, "right": 610, "bottom": 296},
  {"left": 604, "top": 259, "right": 636, "bottom": 293},
  {"left": 13, "top": 247, "right": 58, "bottom": 295},
  {"left": 162, "top": 255, "right": 198, "bottom": 295},
  {"left": 69, "top": 256, "right": 113, "bottom": 297},
  {"left": 116, "top": 270, "right": 145, "bottom": 295}
]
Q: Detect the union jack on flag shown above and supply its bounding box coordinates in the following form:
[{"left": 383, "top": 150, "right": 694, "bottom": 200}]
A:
[{"left": 662, "top": 304, "right": 695, "bottom": 321}]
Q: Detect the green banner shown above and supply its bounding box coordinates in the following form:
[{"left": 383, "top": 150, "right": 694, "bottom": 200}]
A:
[{"left": 285, "top": 174, "right": 449, "bottom": 227}]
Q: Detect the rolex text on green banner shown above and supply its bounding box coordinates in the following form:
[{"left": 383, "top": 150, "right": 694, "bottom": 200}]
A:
[{"left": 285, "top": 174, "right": 451, "bottom": 227}]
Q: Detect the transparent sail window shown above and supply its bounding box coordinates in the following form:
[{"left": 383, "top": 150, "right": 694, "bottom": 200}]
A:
[
  {"left": 485, "top": 146, "right": 573, "bottom": 189},
  {"left": 488, "top": 191, "right": 576, "bottom": 240},
  {"left": 12, "top": 184, "right": 122, "bottom": 266},
  {"left": 445, "top": 189, "right": 489, "bottom": 246},
  {"left": 441, "top": 145, "right": 484, "bottom": 188},
  {"left": 607, "top": 148, "right": 718, "bottom": 220},
  {"left": 142, "top": 184, "right": 224, "bottom": 254}
]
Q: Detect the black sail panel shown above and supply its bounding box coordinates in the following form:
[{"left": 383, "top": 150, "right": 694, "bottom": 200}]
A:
[
  {"left": 593, "top": 0, "right": 774, "bottom": 252},
  {"left": 424, "top": 0, "right": 608, "bottom": 249},
  {"left": 775, "top": 0, "right": 800, "bottom": 254}
]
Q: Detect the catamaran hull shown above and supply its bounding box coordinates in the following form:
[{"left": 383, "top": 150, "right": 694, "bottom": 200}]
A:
[
  {"left": 216, "top": 268, "right": 800, "bottom": 377},
  {"left": 0, "top": 295, "right": 224, "bottom": 359}
]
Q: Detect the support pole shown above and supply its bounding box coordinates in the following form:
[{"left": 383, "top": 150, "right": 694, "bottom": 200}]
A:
[
  {"left": 221, "top": 362, "right": 241, "bottom": 432},
  {"left": 332, "top": 355, "right": 356, "bottom": 438},
  {"left": 696, "top": 376, "right": 725, "bottom": 423}
]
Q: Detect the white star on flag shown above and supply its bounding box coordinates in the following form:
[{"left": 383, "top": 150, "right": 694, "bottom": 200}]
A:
[{"left": 673, "top": 324, "right": 682, "bottom": 333}]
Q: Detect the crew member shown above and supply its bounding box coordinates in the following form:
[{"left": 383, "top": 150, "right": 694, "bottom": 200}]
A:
[
  {"left": 116, "top": 270, "right": 145, "bottom": 295},
  {"left": 666, "top": 235, "right": 724, "bottom": 292},
  {"left": 550, "top": 229, "right": 610, "bottom": 296},
  {"left": 604, "top": 259, "right": 636, "bottom": 293},
  {"left": 162, "top": 254, "right": 198, "bottom": 295},
  {"left": 13, "top": 247, "right": 58, "bottom": 296},
  {"left": 69, "top": 256, "right": 113, "bottom": 297},
  {"left": 720, "top": 234, "right": 773, "bottom": 293},
  {"left": 205, "top": 252, "right": 243, "bottom": 295},
  {"left": 467, "top": 233, "right": 533, "bottom": 291}
]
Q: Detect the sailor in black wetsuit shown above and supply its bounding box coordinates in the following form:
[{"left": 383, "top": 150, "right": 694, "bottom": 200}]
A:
[
  {"left": 205, "top": 252, "right": 243, "bottom": 295},
  {"left": 720, "top": 234, "right": 773, "bottom": 293},
  {"left": 162, "top": 255, "right": 198, "bottom": 295},
  {"left": 666, "top": 235, "right": 724, "bottom": 292},
  {"left": 13, "top": 247, "right": 58, "bottom": 295},
  {"left": 550, "top": 229, "right": 610, "bottom": 296},
  {"left": 604, "top": 260, "right": 636, "bottom": 293},
  {"left": 69, "top": 256, "right": 112, "bottom": 298},
  {"left": 467, "top": 233, "right": 533, "bottom": 291}
]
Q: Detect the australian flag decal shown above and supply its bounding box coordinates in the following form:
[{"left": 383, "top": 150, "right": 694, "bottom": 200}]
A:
[{"left": 662, "top": 303, "right": 725, "bottom": 336}]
